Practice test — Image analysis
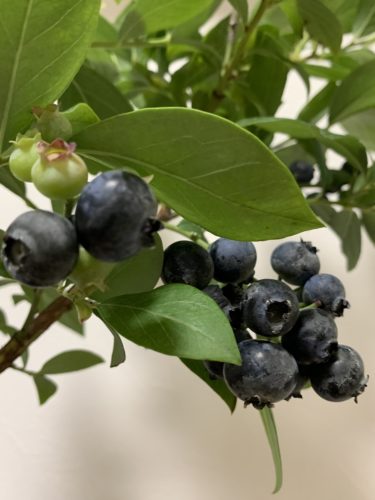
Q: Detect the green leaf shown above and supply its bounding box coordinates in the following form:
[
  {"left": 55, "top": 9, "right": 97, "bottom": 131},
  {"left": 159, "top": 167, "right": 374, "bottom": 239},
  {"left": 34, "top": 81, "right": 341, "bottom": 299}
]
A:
[
  {"left": 330, "top": 60, "right": 375, "bottom": 123},
  {"left": 180, "top": 358, "right": 237, "bottom": 412},
  {"left": 311, "top": 202, "right": 337, "bottom": 226},
  {"left": 298, "top": 82, "right": 336, "bottom": 124},
  {"left": 260, "top": 407, "right": 283, "bottom": 494},
  {"left": 329, "top": 209, "right": 362, "bottom": 270},
  {"left": 61, "top": 103, "right": 100, "bottom": 137},
  {"left": 119, "top": 0, "right": 215, "bottom": 41},
  {"left": 362, "top": 211, "right": 375, "bottom": 244},
  {"left": 110, "top": 329, "right": 126, "bottom": 368},
  {"left": 342, "top": 109, "right": 375, "bottom": 151},
  {"left": 92, "top": 233, "right": 163, "bottom": 302},
  {"left": 240, "top": 116, "right": 367, "bottom": 173},
  {"left": 245, "top": 29, "right": 289, "bottom": 115},
  {"left": 296, "top": 0, "right": 343, "bottom": 53},
  {"left": 41, "top": 350, "right": 104, "bottom": 375},
  {"left": 228, "top": 0, "right": 248, "bottom": 22},
  {"left": 60, "top": 66, "right": 133, "bottom": 119},
  {"left": 0, "top": 0, "right": 100, "bottom": 152},
  {"left": 353, "top": 0, "right": 375, "bottom": 36},
  {"left": 33, "top": 374, "right": 57, "bottom": 405},
  {"left": 97, "top": 284, "right": 241, "bottom": 363},
  {"left": 76, "top": 108, "right": 321, "bottom": 241}
]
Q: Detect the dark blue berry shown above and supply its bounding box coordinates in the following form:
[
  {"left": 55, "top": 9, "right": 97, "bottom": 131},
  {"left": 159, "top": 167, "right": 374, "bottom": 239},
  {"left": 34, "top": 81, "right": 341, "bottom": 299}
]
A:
[
  {"left": 2, "top": 210, "right": 78, "bottom": 287},
  {"left": 209, "top": 238, "right": 257, "bottom": 284},
  {"left": 242, "top": 279, "right": 299, "bottom": 337},
  {"left": 162, "top": 241, "right": 214, "bottom": 289},
  {"left": 223, "top": 339, "right": 299, "bottom": 408},
  {"left": 285, "top": 365, "right": 310, "bottom": 400},
  {"left": 310, "top": 345, "right": 367, "bottom": 402},
  {"left": 302, "top": 273, "right": 350, "bottom": 316},
  {"left": 75, "top": 170, "right": 158, "bottom": 262},
  {"left": 271, "top": 240, "right": 320, "bottom": 286},
  {"left": 289, "top": 160, "right": 314, "bottom": 184},
  {"left": 281, "top": 309, "right": 338, "bottom": 365}
]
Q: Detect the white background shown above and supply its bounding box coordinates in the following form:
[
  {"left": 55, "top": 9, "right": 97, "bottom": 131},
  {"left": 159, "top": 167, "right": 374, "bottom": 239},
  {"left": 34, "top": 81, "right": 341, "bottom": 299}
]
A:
[{"left": 0, "top": 2, "right": 374, "bottom": 499}]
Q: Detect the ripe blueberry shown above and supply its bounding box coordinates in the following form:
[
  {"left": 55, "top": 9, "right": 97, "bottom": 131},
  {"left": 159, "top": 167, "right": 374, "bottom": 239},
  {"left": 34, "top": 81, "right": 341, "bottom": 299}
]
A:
[
  {"left": 203, "top": 285, "right": 231, "bottom": 317},
  {"left": 289, "top": 160, "right": 314, "bottom": 184},
  {"left": 224, "top": 339, "right": 299, "bottom": 408},
  {"left": 271, "top": 240, "right": 320, "bottom": 286},
  {"left": 75, "top": 170, "right": 158, "bottom": 262},
  {"left": 281, "top": 309, "right": 338, "bottom": 365},
  {"left": 209, "top": 238, "right": 257, "bottom": 284},
  {"left": 242, "top": 279, "right": 299, "bottom": 337},
  {"left": 310, "top": 345, "right": 367, "bottom": 402},
  {"left": 285, "top": 365, "right": 310, "bottom": 400},
  {"left": 2, "top": 210, "right": 78, "bottom": 287},
  {"left": 162, "top": 241, "right": 214, "bottom": 289},
  {"left": 302, "top": 273, "right": 350, "bottom": 316}
]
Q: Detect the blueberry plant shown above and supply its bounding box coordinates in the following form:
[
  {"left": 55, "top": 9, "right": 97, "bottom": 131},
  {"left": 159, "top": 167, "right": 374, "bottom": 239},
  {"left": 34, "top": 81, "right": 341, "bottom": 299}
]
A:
[{"left": 0, "top": 0, "right": 374, "bottom": 493}]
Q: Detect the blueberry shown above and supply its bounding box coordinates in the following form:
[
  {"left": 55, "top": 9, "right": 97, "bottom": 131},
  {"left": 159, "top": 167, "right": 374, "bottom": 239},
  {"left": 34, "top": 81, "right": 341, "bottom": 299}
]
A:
[
  {"left": 310, "top": 345, "right": 367, "bottom": 402},
  {"left": 223, "top": 339, "right": 299, "bottom": 408},
  {"left": 2, "top": 210, "right": 78, "bottom": 287},
  {"left": 161, "top": 241, "right": 214, "bottom": 289},
  {"left": 209, "top": 238, "right": 257, "bottom": 284},
  {"left": 271, "top": 240, "right": 320, "bottom": 286},
  {"left": 75, "top": 170, "right": 158, "bottom": 262},
  {"left": 302, "top": 273, "right": 350, "bottom": 316},
  {"left": 281, "top": 309, "right": 338, "bottom": 365},
  {"left": 242, "top": 279, "right": 299, "bottom": 337},
  {"left": 285, "top": 365, "right": 310, "bottom": 400},
  {"left": 289, "top": 160, "right": 314, "bottom": 184}
]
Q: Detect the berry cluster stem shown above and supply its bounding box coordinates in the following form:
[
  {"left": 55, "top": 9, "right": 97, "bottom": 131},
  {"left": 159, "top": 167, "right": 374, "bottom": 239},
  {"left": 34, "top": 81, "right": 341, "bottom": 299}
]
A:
[
  {"left": 0, "top": 296, "right": 72, "bottom": 374},
  {"left": 162, "top": 221, "right": 209, "bottom": 249}
]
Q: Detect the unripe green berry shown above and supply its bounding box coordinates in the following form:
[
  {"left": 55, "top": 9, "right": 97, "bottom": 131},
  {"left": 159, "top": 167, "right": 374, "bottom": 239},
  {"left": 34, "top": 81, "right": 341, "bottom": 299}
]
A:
[
  {"left": 69, "top": 247, "right": 115, "bottom": 291},
  {"left": 9, "top": 133, "right": 42, "bottom": 182},
  {"left": 31, "top": 139, "right": 88, "bottom": 200}
]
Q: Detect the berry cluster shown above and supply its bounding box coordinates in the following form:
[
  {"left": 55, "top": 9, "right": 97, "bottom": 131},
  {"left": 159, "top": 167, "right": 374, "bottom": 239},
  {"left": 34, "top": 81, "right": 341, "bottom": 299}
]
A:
[
  {"left": 2, "top": 140, "right": 159, "bottom": 288},
  {"left": 162, "top": 238, "right": 368, "bottom": 408}
]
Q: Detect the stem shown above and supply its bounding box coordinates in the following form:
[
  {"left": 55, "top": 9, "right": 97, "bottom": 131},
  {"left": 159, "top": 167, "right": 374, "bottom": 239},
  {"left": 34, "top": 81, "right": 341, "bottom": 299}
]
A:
[
  {"left": 206, "top": 0, "right": 271, "bottom": 113},
  {"left": 19, "top": 289, "right": 43, "bottom": 337},
  {"left": 162, "top": 221, "right": 209, "bottom": 249},
  {"left": 64, "top": 198, "right": 75, "bottom": 218},
  {"left": 0, "top": 296, "right": 72, "bottom": 374}
]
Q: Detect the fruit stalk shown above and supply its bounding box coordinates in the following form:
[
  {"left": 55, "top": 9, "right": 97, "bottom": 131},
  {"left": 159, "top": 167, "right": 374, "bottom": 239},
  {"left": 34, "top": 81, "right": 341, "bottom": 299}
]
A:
[{"left": 0, "top": 296, "right": 72, "bottom": 373}]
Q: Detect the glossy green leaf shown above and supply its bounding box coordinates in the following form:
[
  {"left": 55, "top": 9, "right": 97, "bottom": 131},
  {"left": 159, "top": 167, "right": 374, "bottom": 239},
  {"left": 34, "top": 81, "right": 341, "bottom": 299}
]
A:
[
  {"left": 33, "top": 374, "right": 58, "bottom": 405},
  {"left": 180, "top": 358, "right": 237, "bottom": 412},
  {"left": 61, "top": 103, "right": 100, "bottom": 137},
  {"left": 330, "top": 60, "right": 375, "bottom": 123},
  {"left": 310, "top": 202, "right": 337, "bottom": 226},
  {"left": 342, "top": 109, "right": 375, "bottom": 151},
  {"left": 228, "top": 0, "right": 248, "bottom": 22},
  {"left": 240, "top": 116, "right": 367, "bottom": 172},
  {"left": 119, "top": 0, "right": 214, "bottom": 41},
  {"left": 41, "top": 350, "right": 104, "bottom": 375},
  {"left": 76, "top": 108, "right": 321, "bottom": 241},
  {"left": 97, "top": 284, "right": 241, "bottom": 363},
  {"left": 329, "top": 209, "right": 362, "bottom": 270},
  {"left": 92, "top": 234, "right": 163, "bottom": 302},
  {"left": 297, "top": 0, "right": 342, "bottom": 53},
  {"left": 362, "top": 211, "right": 375, "bottom": 244},
  {"left": 302, "top": 62, "right": 349, "bottom": 81},
  {"left": 60, "top": 66, "right": 133, "bottom": 119},
  {"left": 260, "top": 407, "right": 283, "bottom": 494},
  {"left": 0, "top": 0, "right": 100, "bottom": 152},
  {"left": 280, "top": 0, "right": 303, "bottom": 35},
  {"left": 322, "top": 0, "right": 360, "bottom": 32}
]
